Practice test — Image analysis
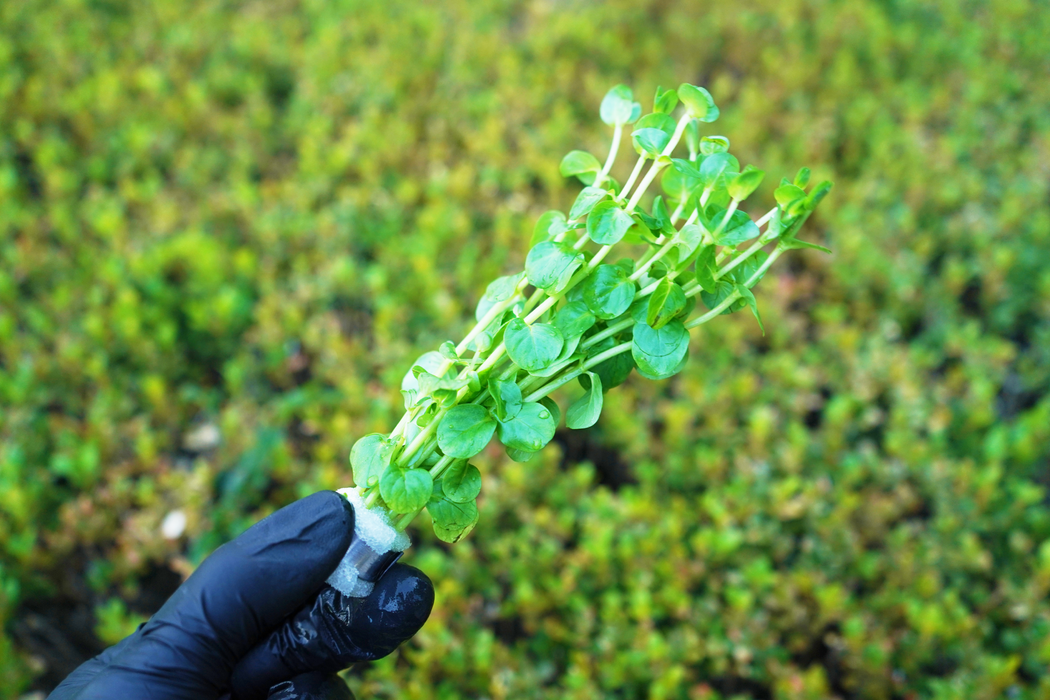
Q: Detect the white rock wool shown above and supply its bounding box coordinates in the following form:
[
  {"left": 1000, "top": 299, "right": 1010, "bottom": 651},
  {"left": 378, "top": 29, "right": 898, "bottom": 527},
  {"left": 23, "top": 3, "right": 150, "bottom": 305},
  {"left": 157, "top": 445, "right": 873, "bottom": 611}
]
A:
[{"left": 325, "top": 487, "right": 411, "bottom": 598}]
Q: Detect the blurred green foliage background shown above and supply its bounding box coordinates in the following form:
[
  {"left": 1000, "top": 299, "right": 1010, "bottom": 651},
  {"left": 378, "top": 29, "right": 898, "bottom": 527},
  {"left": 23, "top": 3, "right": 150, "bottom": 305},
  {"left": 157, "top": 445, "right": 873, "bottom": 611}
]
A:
[{"left": 2, "top": 0, "right": 1049, "bottom": 697}]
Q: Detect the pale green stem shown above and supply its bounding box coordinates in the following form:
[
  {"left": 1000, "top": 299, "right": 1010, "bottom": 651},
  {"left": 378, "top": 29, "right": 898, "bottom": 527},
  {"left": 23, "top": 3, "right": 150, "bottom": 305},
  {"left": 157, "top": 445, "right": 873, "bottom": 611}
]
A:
[
  {"left": 596, "top": 124, "right": 623, "bottom": 187},
  {"left": 619, "top": 157, "right": 646, "bottom": 199},
  {"left": 670, "top": 200, "right": 686, "bottom": 224}
]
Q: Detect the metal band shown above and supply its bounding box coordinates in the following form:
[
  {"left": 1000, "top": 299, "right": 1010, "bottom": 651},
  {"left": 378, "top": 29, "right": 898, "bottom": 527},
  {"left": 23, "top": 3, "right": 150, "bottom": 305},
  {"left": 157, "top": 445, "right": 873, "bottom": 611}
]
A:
[{"left": 343, "top": 535, "right": 403, "bottom": 583}]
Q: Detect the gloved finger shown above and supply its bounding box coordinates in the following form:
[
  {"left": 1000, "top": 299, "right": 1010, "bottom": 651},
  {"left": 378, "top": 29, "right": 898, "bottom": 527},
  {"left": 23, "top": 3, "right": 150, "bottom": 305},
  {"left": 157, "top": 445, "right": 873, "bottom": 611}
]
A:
[
  {"left": 47, "top": 631, "right": 140, "bottom": 698},
  {"left": 266, "top": 672, "right": 355, "bottom": 700},
  {"left": 59, "top": 491, "right": 354, "bottom": 699},
  {"left": 228, "top": 564, "right": 434, "bottom": 700}
]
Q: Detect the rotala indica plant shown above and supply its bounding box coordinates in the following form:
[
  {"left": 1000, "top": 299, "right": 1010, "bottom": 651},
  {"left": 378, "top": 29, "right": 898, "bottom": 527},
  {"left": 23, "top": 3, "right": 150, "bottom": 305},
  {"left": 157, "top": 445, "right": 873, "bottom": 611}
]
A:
[{"left": 344, "top": 83, "right": 831, "bottom": 548}]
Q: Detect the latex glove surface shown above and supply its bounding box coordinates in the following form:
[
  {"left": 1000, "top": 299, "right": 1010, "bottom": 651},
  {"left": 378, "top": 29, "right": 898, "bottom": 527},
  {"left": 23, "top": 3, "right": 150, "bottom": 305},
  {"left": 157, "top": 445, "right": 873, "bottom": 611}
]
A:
[{"left": 48, "top": 491, "right": 434, "bottom": 700}]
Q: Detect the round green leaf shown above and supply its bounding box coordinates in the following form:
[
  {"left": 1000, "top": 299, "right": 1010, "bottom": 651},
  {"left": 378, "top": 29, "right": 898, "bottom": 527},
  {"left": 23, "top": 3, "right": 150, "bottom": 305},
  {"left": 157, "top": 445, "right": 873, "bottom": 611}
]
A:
[
  {"left": 774, "top": 184, "right": 806, "bottom": 209},
  {"left": 539, "top": 396, "right": 562, "bottom": 427},
  {"left": 531, "top": 210, "right": 570, "bottom": 247},
  {"left": 504, "top": 319, "right": 564, "bottom": 373},
  {"left": 662, "top": 165, "right": 700, "bottom": 203},
  {"left": 440, "top": 460, "right": 482, "bottom": 503},
  {"left": 582, "top": 264, "right": 637, "bottom": 320},
  {"left": 677, "top": 83, "right": 719, "bottom": 122},
  {"left": 700, "top": 278, "right": 746, "bottom": 315},
  {"left": 488, "top": 376, "right": 523, "bottom": 421},
  {"left": 401, "top": 351, "right": 447, "bottom": 393},
  {"left": 560, "top": 150, "right": 602, "bottom": 178},
  {"left": 600, "top": 84, "right": 637, "bottom": 126},
  {"left": 635, "top": 112, "right": 676, "bottom": 137},
  {"left": 631, "top": 320, "right": 689, "bottom": 379},
  {"left": 437, "top": 404, "right": 496, "bottom": 459},
  {"left": 566, "top": 372, "right": 604, "bottom": 429},
  {"left": 475, "top": 273, "right": 523, "bottom": 322},
  {"left": 569, "top": 186, "right": 610, "bottom": 220},
  {"left": 496, "top": 401, "right": 558, "bottom": 452},
  {"left": 553, "top": 300, "right": 596, "bottom": 339},
  {"left": 505, "top": 447, "right": 537, "bottom": 463},
  {"left": 728, "top": 167, "right": 765, "bottom": 202},
  {"left": 379, "top": 465, "right": 433, "bottom": 514},
  {"left": 525, "top": 241, "right": 584, "bottom": 291},
  {"left": 713, "top": 209, "right": 760, "bottom": 247},
  {"left": 427, "top": 497, "right": 479, "bottom": 543},
  {"left": 699, "top": 152, "right": 738, "bottom": 188},
  {"left": 631, "top": 127, "right": 670, "bottom": 158},
  {"left": 700, "top": 135, "right": 730, "bottom": 155},
  {"left": 729, "top": 250, "right": 770, "bottom": 288},
  {"left": 653, "top": 86, "right": 679, "bottom": 114},
  {"left": 646, "top": 277, "right": 688, "bottom": 330},
  {"left": 592, "top": 348, "right": 634, "bottom": 390},
  {"left": 587, "top": 200, "right": 635, "bottom": 246},
  {"left": 350, "top": 433, "right": 394, "bottom": 489}
]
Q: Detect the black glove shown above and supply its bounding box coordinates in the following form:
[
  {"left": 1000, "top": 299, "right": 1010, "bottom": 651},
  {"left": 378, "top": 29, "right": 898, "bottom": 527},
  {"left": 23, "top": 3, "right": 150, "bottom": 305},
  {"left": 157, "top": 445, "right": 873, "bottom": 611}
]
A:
[{"left": 48, "top": 491, "right": 434, "bottom": 700}]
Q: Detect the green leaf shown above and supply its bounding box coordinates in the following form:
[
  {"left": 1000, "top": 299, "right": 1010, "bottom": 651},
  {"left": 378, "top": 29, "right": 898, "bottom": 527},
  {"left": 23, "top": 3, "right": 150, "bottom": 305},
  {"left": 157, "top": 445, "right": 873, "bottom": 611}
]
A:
[
  {"left": 654, "top": 86, "right": 679, "bottom": 114},
  {"left": 560, "top": 150, "right": 602, "bottom": 179},
  {"left": 496, "top": 401, "right": 557, "bottom": 452},
  {"left": 350, "top": 434, "right": 394, "bottom": 489},
  {"left": 440, "top": 460, "right": 482, "bottom": 503},
  {"left": 729, "top": 250, "right": 769, "bottom": 288},
  {"left": 700, "top": 279, "right": 746, "bottom": 315},
  {"left": 662, "top": 164, "right": 700, "bottom": 204},
  {"left": 632, "top": 127, "right": 670, "bottom": 158},
  {"left": 712, "top": 209, "right": 760, "bottom": 247},
  {"left": 587, "top": 200, "right": 635, "bottom": 245},
  {"left": 631, "top": 320, "right": 690, "bottom": 379},
  {"left": 794, "top": 167, "right": 811, "bottom": 188},
  {"left": 475, "top": 273, "right": 524, "bottom": 322},
  {"left": 505, "top": 447, "right": 536, "bottom": 463},
  {"left": 728, "top": 167, "right": 765, "bottom": 202},
  {"left": 401, "top": 351, "right": 448, "bottom": 393},
  {"left": 591, "top": 347, "right": 634, "bottom": 390},
  {"left": 634, "top": 112, "right": 677, "bottom": 137},
  {"left": 525, "top": 241, "right": 584, "bottom": 291},
  {"left": 685, "top": 119, "right": 701, "bottom": 156},
  {"left": 781, "top": 237, "right": 833, "bottom": 254},
  {"left": 569, "top": 186, "right": 610, "bottom": 220},
  {"left": 504, "top": 319, "right": 564, "bottom": 372},
  {"left": 646, "top": 277, "right": 688, "bottom": 330},
  {"left": 630, "top": 321, "right": 688, "bottom": 379},
  {"left": 539, "top": 396, "right": 561, "bottom": 427},
  {"left": 566, "top": 372, "right": 604, "bottom": 429},
  {"left": 379, "top": 465, "right": 433, "bottom": 514},
  {"left": 488, "top": 377, "right": 522, "bottom": 421},
  {"left": 700, "top": 135, "right": 730, "bottom": 155},
  {"left": 694, "top": 244, "right": 718, "bottom": 292},
  {"left": 774, "top": 184, "right": 806, "bottom": 209},
  {"left": 806, "top": 180, "right": 834, "bottom": 209},
  {"left": 553, "top": 300, "right": 596, "bottom": 339},
  {"left": 582, "top": 264, "right": 637, "bottom": 320},
  {"left": 736, "top": 284, "right": 765, "bottom": 335},
  {"left": 699, "top": 153, "right": 738, "bottom": 188},
  {"left": 600, "top": 84, "right": 638, "bottom": 126},
  {"left": 530, "top": 210, "right": 569, "bottom": 246},
  {"left": 427, "top": 497, "right": 479, "bottom": 543},
  {"left": 437, "top": 404, "right": 496, "bottom": 459},
  {"left": 674, "top": 224, "right": 704, "bottom": 264},
  {"left": 677, "top": 83, "right": 719, "bottom": 122}
]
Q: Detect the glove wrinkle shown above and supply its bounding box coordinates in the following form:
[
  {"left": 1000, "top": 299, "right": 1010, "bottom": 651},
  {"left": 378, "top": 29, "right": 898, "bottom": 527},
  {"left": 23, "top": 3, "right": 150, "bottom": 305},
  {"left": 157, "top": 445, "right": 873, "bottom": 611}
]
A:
[
  {"left": 266, "top": 672, "right": 355, "bottom": 700},
  {"left": 228, "top": 565, "right": 433, "bottom": 700}
]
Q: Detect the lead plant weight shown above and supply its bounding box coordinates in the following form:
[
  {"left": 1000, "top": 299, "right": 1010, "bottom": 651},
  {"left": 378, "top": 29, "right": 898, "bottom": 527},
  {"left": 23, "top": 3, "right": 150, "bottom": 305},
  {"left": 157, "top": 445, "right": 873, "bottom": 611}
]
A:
[{"left": 328, "top": 83, "right": 832, "bottom": 595}]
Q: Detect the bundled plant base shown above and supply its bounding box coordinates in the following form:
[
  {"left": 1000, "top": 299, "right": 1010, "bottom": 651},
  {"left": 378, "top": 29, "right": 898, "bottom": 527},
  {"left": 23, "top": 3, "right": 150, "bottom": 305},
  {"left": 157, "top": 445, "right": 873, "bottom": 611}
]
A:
[{"left": 328, "top": 83, "right": 832, "bottom": 596}]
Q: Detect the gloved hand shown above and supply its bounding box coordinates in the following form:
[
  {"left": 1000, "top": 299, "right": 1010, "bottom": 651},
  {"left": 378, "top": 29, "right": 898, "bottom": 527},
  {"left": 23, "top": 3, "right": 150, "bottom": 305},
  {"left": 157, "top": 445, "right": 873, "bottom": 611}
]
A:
[{"left": 48, "top": 491, "right": 434, "bottom": 700}]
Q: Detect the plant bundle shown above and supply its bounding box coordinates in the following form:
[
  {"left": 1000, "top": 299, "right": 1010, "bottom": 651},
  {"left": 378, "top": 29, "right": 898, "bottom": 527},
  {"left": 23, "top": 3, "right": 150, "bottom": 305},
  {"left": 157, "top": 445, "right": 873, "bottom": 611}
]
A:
[{"left": 335, "top": 82, "right": 831, "bottom": 571}]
